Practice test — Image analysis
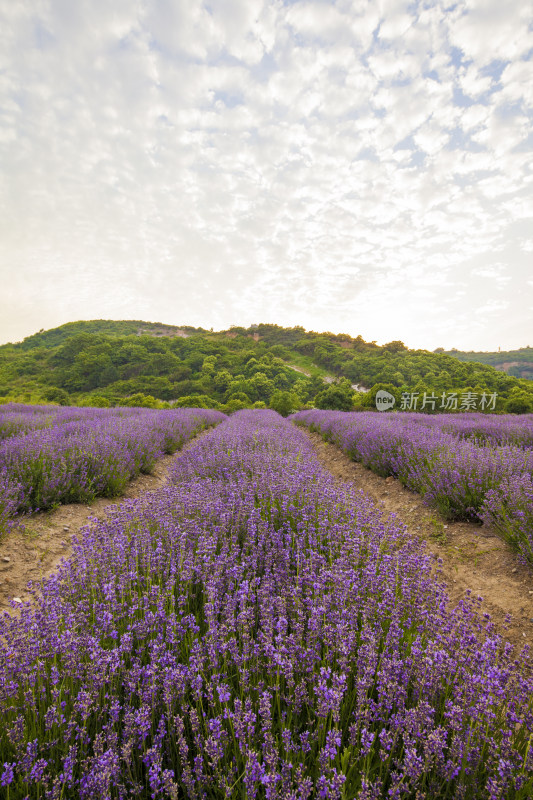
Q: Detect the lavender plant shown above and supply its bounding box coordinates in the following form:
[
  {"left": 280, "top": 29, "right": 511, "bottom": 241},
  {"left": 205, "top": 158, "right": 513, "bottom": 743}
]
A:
[
  {"left": 0, "top": 405, "right": 225, "bottom": 520},
  {"left": 0, "top": 473, "right": 22, "bottom": 539},
  {"left": 403, "top": 412, "right": 533, "bottom": 449},
  {"left": 0, "top": 411, "right": 531, "bottom": 798},
  {"left": 292, "top": 410, "right": 533, "bottom": 528},
  {"left": 482, "top": 473, "right": 533, "bottom": 563}
]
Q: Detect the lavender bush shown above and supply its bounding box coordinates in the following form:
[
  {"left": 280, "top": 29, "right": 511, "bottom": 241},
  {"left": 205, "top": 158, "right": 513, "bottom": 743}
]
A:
[
  {"left": 0, "top": 410, "right": 531, "bottom": 798},
  {"left": 400, "top": 412, "right": 533, "bottom": 449},
  {"left": 292, "top": 410, "right": 533, "bottom": 521},
  {"left": 0, "top": 412, "right": 52, "bottom": 441},
  {"left": 0, "top": 403, "right": 104, "bottom": 440},
  {"left": 411, "top": 442, "right": 533, "bottom": 522},
  {"left": 482, "top": 473, "right": 533, "bottom": 563},
  {"left": 0, "top": 473, "right": 22, "bottom": 538},
  {"left": 0, "top": 405, "right": 225, "bottom": 520}
]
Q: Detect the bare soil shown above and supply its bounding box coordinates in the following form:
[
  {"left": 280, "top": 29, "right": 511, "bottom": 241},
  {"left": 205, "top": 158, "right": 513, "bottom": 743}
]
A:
[{"left": 303, "top": 429, "right": 533, "bottom": 653}]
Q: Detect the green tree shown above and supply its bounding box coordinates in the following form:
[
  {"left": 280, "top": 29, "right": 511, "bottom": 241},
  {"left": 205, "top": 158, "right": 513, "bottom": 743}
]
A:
[
  {"left": 292, "top": 379, "right": 311, "bottom": 402},
  {"left": 122, "top": 393, "right": 159, "bottom": 408},
  {"left": 201, "top": 356, "right": 217, "bottom": 374},
  {"left": 174, "top": 395, "right": 222, "bottom": 409},
  {"left": 224, "top": 398, "right": 248, "bottom": 412},
  {"left": 244, "top": 373, "right": 276, "bottom": 403},
  {"left": 213, "top": 370, "right": 233, "bottom": 394},
  {"left": 43, "top": 387, "right": 70, "bottom": 405},
  {"left": 268, "top": 344, "right": 291, "bottom": 359},
  {"left": 227, "top": 391, "right": 252, "bottom": 406},
  {"left": 244, "top": 357, "right": 260, "bottom": 376},
  {"left": 272, "top": 372, "right": 290, "bottom": 390},
  {"left": 269, "top": 390, "right": 300, "bottom": 417},
  {"left": 391, "top": 371, "right": 405, "bottom": 387},
  {"left": 383, "top": 341, "right": 407, "bottom": 353},
  {"left": 78, "top": 395, "right": 110, "bottom": 408},
  {"left": 504, "top": 391, "right": 533, "bottom": 414},
  {"left": 61, "top": 350, "right": 114, "bottom": 391},
  {"left": 314, "top": 385, "right": 353, "bottom": 411},
  {"left": 436, "top": 370, "right": 453, "bottom": 390}
]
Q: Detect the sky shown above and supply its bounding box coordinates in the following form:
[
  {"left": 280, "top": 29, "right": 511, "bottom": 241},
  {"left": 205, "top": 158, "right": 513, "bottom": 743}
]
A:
[{"left": 0, "top": 0, "right": 532, "bottom": 352}]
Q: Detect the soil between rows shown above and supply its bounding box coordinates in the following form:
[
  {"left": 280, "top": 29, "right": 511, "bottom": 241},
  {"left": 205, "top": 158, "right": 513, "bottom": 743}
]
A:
[{"left": 1, "top": 424, "right": 532, "bottom": 655}]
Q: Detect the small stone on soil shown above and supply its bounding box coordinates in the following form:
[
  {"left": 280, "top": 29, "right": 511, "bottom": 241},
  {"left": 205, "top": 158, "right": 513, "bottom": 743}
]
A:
[{"left": 1, "top": 557, "right": 10, "bottom": 562}]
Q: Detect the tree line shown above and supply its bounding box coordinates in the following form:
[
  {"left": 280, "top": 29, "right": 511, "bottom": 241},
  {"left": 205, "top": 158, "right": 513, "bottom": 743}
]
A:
[{"left": 0, "top": 321, "right": 532, "bottom": 414}]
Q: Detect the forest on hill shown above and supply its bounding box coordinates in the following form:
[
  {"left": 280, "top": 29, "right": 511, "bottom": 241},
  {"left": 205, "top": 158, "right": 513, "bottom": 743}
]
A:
[
  {"left": 439, "top": 346, "right": 533, "bottom": 380},
  {"left": 1, "top": 320, "right": 533, "bottom": 413}
]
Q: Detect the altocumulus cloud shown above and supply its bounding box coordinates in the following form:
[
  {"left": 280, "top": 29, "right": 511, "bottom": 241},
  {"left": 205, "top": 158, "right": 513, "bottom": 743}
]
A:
[{"left": 0, "top": 0, "right": 531, "bottom": 349}]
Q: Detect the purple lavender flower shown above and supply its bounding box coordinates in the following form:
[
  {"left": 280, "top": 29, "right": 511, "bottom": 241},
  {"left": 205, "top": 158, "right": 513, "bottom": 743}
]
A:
[{"left": 0, "top": 409, "right": 531, "bottom": 798}]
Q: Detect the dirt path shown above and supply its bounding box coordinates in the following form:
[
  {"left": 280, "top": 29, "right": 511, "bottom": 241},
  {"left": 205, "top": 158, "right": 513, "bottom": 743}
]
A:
[
  {"left": 287, "top": 364, "right": 312, "bottom": 377},
  {"left": 287, "top": 363, "right": 365, "bottom": 392},
  {"left": 0, "top": 431, "right": 209, "bottom": 614},
  {"left": 303, "top": 429, "right": 533, "bottom": 652}
]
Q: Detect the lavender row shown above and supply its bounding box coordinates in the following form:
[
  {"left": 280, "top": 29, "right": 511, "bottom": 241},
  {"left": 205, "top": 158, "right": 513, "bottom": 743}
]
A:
[
  {"left": 0, "top": 406, "right": 226, "bottom": 533},
  {"left": 0, "top": 404, "right": 139, "bottom": 441},
  {"left": 0, "top": 409, "right": 52, "bottom": 441},
  {"left": 291, "top": 410, "right": 533, "bottom": 562},
  {"left": 482, "top": 473, "right": 533, "bottom": 564},
  {"left": 400, "top": 412, "right": 533, "bottom": 449},
  {"left": 1, "top": 410, "right": 532, "bottom": 798}
]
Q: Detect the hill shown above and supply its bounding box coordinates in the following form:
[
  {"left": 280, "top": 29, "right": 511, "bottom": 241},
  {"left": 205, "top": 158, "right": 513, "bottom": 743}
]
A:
[
  {"left": 439, "top": 346, "right": 533, "bottom": 381},
  {"left": 17, "top": 319, "right": 205, "bottom": 350},
  {"left": 1, "top": 321, "right": 532, "bottom": 413}
]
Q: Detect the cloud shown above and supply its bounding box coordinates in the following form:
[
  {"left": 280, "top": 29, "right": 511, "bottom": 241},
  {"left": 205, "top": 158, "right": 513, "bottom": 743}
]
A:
[
  {"left": 448, "top": 0, "right": 533, "bottom": 65},
  {"left": 285, "top": 2, "right": 352, "bottom": 42},
  {"left": 0, "top": 0, "right": 531, "bottom": 350}
]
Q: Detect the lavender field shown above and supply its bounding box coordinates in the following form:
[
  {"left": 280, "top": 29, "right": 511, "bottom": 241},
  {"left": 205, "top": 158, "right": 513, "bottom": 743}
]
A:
[
  {"left": 0, "top": 403, "right": 225, "bottom": 537},
  {"left": 0, "top": 409, "right": 532, "bottom": 798},
  {"left": 292, "top": 410, "right": 533, "bottom": 566}
]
